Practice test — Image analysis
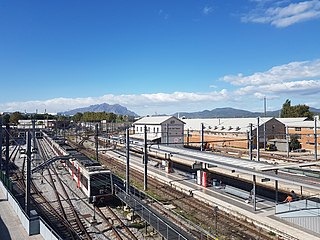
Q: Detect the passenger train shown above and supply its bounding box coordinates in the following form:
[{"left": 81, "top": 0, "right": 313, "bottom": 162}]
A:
[{"left": 44, "top": 134, "right": 114, "bottom": 204}]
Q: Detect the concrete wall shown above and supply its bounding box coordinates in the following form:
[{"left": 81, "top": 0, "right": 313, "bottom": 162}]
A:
[
  {"left": 0, "top": 178, "right": 61, "bottom": 239},
  {"left": 161, "top": 123, "right": 184, "bottom": 145},
  {"left": 40, "top": 220, "right": 60, "bottom": 240},
  {"left": 134, "top": 122, "right": 184, "bottom": 145},
  {"left": 185, "top": 131, "right": 248, "bottom": 149}
]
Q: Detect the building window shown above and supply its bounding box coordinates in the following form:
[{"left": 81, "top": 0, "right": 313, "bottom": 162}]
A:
[
  {"left": 140, "top": 127, "right": 142, "bottom": 132},
  {"left": 295, "top": 127, "right": 301, "bottom": 131},
  {"left": 136, "top": 127, "right": 138, "bottom": 132},
  {"left": 153, "top": 127, "right": 155, "bottom": 133},
  {"left": 157, "top": 127, "right": 159, "bottom": 132}
]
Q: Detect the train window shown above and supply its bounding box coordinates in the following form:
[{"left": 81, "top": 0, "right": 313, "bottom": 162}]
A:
[
  {"left": 90, "top": 172, "right": 112, "bottom": 197},
  {"left": 81, "top": 174, "right": 88, "bottom": 189}
]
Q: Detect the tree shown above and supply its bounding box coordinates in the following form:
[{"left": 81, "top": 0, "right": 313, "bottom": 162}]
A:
[
  {"left": 280, "top": 99, "right": 314, "bottom": 119},
  {"left": 10, "top": 111, "right": 24, "bottom": 125},
  {"left": 72, "top": 112, "right": 83, "bottom": 122},
  {"left": 2, "top": 114, "right": 10, "bottom": 125},
  {"left": 293, "top": 104, "right": 314, "bottom": 119},
  {"left": 290, "top": 135, "right": 301, "bottom": 150},
  {"left": 280, "top": 99, "right": 292, "bottom": 118}
]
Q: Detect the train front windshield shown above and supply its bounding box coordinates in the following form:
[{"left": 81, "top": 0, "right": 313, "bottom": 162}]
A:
[{"left": 90, "top": 172, "right": 112, "bottom": 197}]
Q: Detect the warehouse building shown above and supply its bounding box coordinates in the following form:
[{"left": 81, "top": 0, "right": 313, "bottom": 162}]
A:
[
  {"left": 277, "top": 117, "right": 320, "bottom": 153},
  {"left": 132, "top": 116, "right": 185, "bottom": 145},
  {"left": 183, "top": 117, "right": 285, "bottom": 150}
]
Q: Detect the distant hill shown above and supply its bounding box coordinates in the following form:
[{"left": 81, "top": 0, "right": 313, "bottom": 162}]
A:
[
  {"left": 174, "top": 107, "right": 275, "bottom": 118},
  {"left": 59, "top": 103, "right": 138, "bottom": 116},
  {"left": 174, "top": 107, "right": 320, "bottom": 119},
  {"left": 310, "top": 107, "right": 320, "bottom": 114}
]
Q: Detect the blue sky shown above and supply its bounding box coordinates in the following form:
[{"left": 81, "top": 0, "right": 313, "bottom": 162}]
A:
[{"left": 1, "top": 0, "right": 320, "bottom": 116}]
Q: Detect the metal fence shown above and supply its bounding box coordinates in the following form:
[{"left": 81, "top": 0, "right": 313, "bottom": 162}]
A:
[
  {"left": 276, "top": 194, "right": 320, "bottom": 215},
  {"left": 115, "top": 185, "right": 192, "bottom": 240}
]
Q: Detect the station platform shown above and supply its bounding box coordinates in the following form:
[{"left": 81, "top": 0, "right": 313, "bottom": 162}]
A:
[
  {"left": 105, "top": 149, "right": 320, "bottom": 240},
  {"left": 0, "top": 186, "right": 43, "bottom": 240}
]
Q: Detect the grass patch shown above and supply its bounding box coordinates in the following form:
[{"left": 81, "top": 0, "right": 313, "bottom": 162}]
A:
[
  {"left": 128, "top": 222, "right": 145, "bottom": 229},
  {"left": 268, "top": 231, "right": 276, "bottom": 236}
]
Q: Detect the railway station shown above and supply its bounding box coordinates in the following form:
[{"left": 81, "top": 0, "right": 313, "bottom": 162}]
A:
[
  {"left": 1, "top": 1, "right": 320, "bottom": 239},
  {"left": 1, "top": 116, "right": 320, "bottom": 240}
]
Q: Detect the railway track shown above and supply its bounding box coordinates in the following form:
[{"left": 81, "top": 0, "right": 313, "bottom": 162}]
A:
[
  {"left": 40, "top": 137, "right": 141, "bottom": 240},
  {"left": 69, "top": 139, "right": 278, "bottom": 240},
  {"left": 96, "top": 205, "right": 139, "bottom": 240},
  {"left": 37, "top": 138, "right": 91, "bottom": 239},
  {"left": 9, "top": 143, "right": 82, "bottom": 239}
]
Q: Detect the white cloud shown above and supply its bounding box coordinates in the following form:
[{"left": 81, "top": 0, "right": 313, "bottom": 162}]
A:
[
  {"left": 0, "top": 90, "right": 230, "bottom": 116},
  {"left": 222, "top": 59, "right": 320, "bottom": 86},
  {"left": 242, "top": 0, "right": 320, "bottom": 27},
  {"left": 2, "top": 58, "right": 320, "bottom": 115},
  {"left": 221, "top": 59, "right": 320, "bottom": 104},
  {"left": 202, "top": 6, "right": 213, "bottom": 15},
  {"left": 235, "top": 79, "right": 320, "bottom": 95}
]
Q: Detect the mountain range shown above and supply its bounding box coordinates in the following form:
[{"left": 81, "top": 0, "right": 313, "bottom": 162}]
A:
[
  {"left": 173, "top": 107, "right": 320, "bottom": 119},
  {"left": 58, "top": 103, "right": 320, "bottom": 119},
  {"left": 59, "top": 103, "right": 138, "bottom": 116}
]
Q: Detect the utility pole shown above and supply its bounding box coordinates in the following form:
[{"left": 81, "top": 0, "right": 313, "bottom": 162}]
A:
[
  {"left": 275, "top": 170, "right": 278, "bottom": 204},
  {"left": 286, "top": 126, "right": 289, "bottom": 158},
  {"left": 214, "top": 206, "right": 218, "bottom": 234},
  {"left": 249, "top": 123, "right": 253, "bottom": 161},
  {"left": 264, "top": 97, "right": 267, "bottom": 150},
  {"left": 5, "top": 124, "right": 9, "bottom": 176},
  {"left": 26, "top": 131, "right": 31, "bottom": 217},
  {"left": 315, "top": 116, "right": 318, "bottom": 161},
  {"left": 0, "top": 116, "right": 2, "bottom": 171},
  {"left": 166, "top": 123, "right": 169, "bottom": 146},
  {"left": 256, "top": 117, "right": 260, "bottom": 161},
  {"left": 95, "top": 124, "right": 99, "bottom": 162},
  {"left": 253, "top": 175, "right": 256, "bottom": 211},
  {"left": 32, "top": 120, "right": 36, "bottom": 151},
  {"left": 144, "top": 125, "right": 148, "bottom": 191},
  {"left": 126, "top": 128, "right": 130, "bottom": 194},
  {"left": 200, "top": 123, "right": 204, "bottom": 151}
]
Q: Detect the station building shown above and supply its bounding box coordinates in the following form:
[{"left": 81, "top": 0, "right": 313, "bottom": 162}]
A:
[
  {"left": 183, "top": 117, "right": 285, "bottom": 150},
  {"left": 132, "top": 116, "right": 185, "bottom": 145}
]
